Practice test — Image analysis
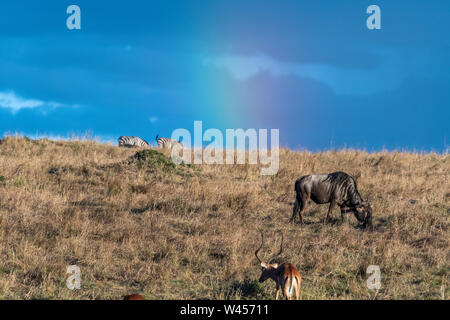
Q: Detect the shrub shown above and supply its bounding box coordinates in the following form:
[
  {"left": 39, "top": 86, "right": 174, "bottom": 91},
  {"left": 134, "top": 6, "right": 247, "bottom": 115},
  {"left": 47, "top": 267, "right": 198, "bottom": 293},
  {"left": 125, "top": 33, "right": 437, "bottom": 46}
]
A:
[{"left": 133, "top": 149, "right": 176, "bottom": 172}]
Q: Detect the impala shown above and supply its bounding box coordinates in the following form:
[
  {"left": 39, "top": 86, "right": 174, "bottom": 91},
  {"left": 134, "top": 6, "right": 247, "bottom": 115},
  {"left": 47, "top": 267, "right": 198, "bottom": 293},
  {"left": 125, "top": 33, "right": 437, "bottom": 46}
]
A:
[
  {"left": 123, "top": 294, "right": 146, "bottom": 300},
  {"left": 255, "top": 231, "right": 301, "bottom": 300}
]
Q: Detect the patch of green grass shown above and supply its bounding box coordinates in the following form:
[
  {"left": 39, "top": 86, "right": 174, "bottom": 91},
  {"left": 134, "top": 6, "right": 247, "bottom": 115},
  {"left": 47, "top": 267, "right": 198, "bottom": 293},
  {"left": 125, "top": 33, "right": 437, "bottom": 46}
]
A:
[
  {"left": 132, "top": 149, "right": 197, "bottom": 176},
  {"left": 224, "top": 277, "right": 265, "bottom": 299},
  {"left": 13, "top": 178, "right": 26, "bottom": 187},
  {"left": 133, "top": 149, "right": 176, "bottom": 172}
]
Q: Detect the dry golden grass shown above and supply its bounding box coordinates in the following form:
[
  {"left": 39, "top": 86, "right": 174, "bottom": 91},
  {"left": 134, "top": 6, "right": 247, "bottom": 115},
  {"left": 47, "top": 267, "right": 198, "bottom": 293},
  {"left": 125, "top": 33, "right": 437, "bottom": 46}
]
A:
[{"left": 0, "top": 136, "right": 448, "bottom": 300}]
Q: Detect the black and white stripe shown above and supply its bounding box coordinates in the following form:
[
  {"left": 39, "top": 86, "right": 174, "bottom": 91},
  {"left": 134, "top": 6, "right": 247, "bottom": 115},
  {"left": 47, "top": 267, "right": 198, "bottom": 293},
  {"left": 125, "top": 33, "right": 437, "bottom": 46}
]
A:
[
  {"left": 118, "top": 136, "right": 150, "bottom": 148},
  {"left": 155, "top": 135, "right": 183, "bottom": 150}
]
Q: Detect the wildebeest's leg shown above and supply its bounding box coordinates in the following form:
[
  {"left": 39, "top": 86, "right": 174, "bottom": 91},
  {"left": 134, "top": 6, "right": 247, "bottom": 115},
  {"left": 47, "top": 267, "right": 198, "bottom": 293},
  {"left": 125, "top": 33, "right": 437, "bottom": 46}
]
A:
[
  {"left": 290, "top": 198, "right": 299, "bottom": 223},
  {"left": 324, "top": 200, "right": 336, "bottom": 224},
  {"left": 340, "top": 207, "right": 347, "bottom": 223},
  {"left": 294, "top": 193, "right": 307, "bottom": 224},
  {"left": 290, "top": 193, "right": 305, "bottom": 223},
  {"left": 298, "top": 197, "right": 306, "bottom": 224}
]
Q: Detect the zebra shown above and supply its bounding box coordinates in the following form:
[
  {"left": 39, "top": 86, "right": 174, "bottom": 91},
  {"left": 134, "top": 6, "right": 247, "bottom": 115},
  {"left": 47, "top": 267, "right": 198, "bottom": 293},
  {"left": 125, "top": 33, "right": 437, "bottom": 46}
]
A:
[
  {"left": 155, "top": 134, "right": 183, "bottom": 150},
  {"left": 118, "top": 136, "right": 150, "bottom": 148}
]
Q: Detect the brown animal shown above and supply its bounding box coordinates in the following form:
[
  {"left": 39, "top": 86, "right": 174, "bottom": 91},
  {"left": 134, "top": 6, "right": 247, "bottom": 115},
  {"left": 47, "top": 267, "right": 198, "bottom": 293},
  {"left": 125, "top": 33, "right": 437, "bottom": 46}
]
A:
[
  {"left": 255, "top": 231, "right": 301, "bottom": 300},
  {"left": 123, "top": 294, "right": 146, "bottom": 300}
]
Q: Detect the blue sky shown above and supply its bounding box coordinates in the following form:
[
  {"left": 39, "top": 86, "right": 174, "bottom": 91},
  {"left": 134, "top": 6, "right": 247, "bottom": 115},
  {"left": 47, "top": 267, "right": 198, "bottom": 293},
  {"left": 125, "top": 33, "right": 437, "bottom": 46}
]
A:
[{"left": 0, "top": 1, "right": 449, "bottom": 151}]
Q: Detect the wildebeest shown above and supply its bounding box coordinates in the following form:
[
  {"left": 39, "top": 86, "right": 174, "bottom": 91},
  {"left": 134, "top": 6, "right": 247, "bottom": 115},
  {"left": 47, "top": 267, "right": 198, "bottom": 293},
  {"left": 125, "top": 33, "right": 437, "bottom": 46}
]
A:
[{"left": 290, "top": 171, "right": 373, "bottom": 230}]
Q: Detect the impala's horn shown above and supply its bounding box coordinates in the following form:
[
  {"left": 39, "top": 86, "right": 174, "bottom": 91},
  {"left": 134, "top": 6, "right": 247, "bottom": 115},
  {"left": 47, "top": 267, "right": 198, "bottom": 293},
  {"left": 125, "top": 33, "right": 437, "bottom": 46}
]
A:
[
  {"left": 269, "top": 232, "right": 284, "bottom": 263},
  {"left": 255, "top": 231, "right": 264, "bottom": 263}
]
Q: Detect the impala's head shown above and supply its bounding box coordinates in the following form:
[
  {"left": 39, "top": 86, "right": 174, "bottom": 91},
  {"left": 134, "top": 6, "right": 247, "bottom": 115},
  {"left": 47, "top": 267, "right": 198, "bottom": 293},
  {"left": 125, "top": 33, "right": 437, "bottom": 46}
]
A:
[
  {"left": 354, "top": 200, "right": 373, "bottom": 230},
  {"left": 255, "top": 231, "right": 283, "bottom": 283},
  {"left": 258, "top": 262, "right": 279, "bottom": 282}
]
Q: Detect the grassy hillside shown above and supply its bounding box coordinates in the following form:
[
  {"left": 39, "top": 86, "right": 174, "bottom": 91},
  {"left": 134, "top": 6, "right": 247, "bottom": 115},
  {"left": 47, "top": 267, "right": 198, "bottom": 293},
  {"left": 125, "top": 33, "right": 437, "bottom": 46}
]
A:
[{"left": 0, "top": 136, "right": 448, "bottom": 299}]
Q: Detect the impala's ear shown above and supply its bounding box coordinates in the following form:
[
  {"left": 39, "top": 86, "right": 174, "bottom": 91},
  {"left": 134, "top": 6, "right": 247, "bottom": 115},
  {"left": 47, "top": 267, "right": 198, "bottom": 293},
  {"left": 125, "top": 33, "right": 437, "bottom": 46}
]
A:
[
  {"left": 261, "top": 262, "right": 267, "bottom": 268},
  {"left": 272, "top": 263, "right": 278, "bottom": 268}
]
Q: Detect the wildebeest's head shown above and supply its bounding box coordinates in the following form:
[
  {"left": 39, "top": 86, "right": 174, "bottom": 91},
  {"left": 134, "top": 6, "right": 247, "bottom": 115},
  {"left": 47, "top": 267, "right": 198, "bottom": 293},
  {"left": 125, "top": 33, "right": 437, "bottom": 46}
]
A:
[{"left": 353, "top": 200, "right": 373, "bottom": 230}]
